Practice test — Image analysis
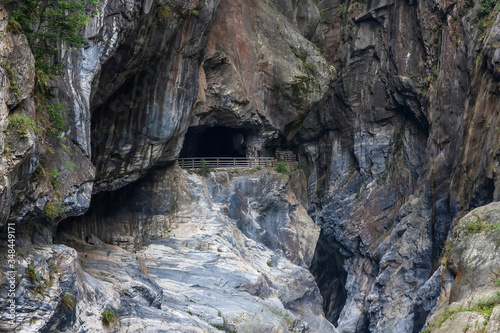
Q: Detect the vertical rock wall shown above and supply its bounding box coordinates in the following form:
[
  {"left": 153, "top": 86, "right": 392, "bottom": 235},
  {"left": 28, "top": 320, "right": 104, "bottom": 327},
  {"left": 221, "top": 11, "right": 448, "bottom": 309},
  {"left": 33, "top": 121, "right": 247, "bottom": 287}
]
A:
[
  {"left": 90, "top": 0, "right": 222, "bottom": 191},
  {"left": 296, "top": 1, "right": 500, "bottom": 332}
]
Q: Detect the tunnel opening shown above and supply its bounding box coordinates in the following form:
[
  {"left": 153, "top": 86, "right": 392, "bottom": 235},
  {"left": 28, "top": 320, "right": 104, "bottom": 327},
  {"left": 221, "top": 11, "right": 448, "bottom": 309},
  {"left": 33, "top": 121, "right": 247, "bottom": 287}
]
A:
[
  {"left": 179, "top": 126, "right": 248, "bottom": 158},
  {"left": 309, "top": 231, "right": 348, "bottom": 326}
]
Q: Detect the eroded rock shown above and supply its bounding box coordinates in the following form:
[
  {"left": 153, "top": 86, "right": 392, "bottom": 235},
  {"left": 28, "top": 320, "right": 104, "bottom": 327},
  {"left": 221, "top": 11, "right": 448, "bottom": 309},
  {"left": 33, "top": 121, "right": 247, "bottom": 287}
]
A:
[
  {"left": 422, "top": 202, "right": 500, "bottom": 333},
  {"left": 52, "top": 166, "right": 335, "bottom": 332}
]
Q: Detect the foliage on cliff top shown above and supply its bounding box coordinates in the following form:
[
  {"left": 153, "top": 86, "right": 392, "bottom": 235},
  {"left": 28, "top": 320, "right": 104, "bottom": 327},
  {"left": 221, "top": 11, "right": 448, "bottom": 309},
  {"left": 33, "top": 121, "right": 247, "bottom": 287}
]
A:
[
  {"left": 2, "top": 0, "right": 98, "bottom": 93},
  {"left": 2, "top": 0, "right": 96, "bottom": 142}
]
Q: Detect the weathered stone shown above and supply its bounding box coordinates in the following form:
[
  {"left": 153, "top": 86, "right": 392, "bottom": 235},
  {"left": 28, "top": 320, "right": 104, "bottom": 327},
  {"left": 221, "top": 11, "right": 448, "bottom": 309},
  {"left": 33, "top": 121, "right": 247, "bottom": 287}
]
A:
[
  {"left": 0, "top": 6, "right": 36, "bottom": 225},
  {"left": 90, "top": 0, "right": 222, "bottom": 192},
  {"left": 394, "top": 202, "right": 500, "bottom": 333},
  {"left": 193, "top": 0, "right": 334, "bottom": 145},
  {"left": 0, "top": 244, "right": 120, "bottom": 333},
  {"left": 446, "top": 203, "right": 500, "bottom": 303},
  {"left": 51, "top": 166, "right": 335, "bottom": 332},
  {"left": 295, "top": 1, "right": 500, "bottom": 332}
]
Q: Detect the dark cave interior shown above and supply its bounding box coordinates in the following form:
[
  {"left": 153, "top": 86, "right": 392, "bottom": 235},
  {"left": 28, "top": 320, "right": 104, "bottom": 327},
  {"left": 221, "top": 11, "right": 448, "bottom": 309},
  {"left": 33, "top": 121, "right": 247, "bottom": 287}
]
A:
[
  {"left": 179, "top": 126, "right": 248, "bottom": 158},
  {"left": 310, "top": 231, "right": 349, "bottom": 327}
]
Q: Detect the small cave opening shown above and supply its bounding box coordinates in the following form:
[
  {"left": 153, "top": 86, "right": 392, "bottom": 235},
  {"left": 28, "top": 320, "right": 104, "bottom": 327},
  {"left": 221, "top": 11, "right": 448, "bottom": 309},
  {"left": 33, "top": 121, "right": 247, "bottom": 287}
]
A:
[
  {"left": 309, "top": 231, "right": 348, "bottom": 326},
  {"left": 179, "top": 126, "right": 248, "bottom": 158}
]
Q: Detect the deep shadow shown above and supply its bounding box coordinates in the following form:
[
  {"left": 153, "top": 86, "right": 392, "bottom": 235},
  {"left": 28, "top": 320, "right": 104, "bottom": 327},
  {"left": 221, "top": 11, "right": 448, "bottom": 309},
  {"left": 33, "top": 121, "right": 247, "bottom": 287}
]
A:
[
  {"left": 309, "top": 231, "right": 348, "bottom": 326},
  {"left": 180, "top": 126, "right": 247, "bottom": 158},
  {"left": 56, "top": 165, "right": 176, "bottom": 248}
]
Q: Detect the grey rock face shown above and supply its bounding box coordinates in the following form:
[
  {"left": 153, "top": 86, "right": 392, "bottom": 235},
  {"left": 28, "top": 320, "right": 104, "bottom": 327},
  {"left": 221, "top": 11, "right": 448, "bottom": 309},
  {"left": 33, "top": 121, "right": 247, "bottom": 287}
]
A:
[
  {"left": 50, "top": 167, "right": 335, "bottom": 332},
  {"left": 446, "top": 203, "right": 500, "bottom": 304},
  {"left": 90, "top": 0, "right": 221, "bottom": 192},
  {"left": 422, "top": 202, "right": 500, "bottom": 333},
  {"left": 1, "top": 0, "right": 224, "bottom": 223},
  {"left": 193, "top": 0, "right": 334, "bottom": 145},
  {"left": 295, "top": 0, "right": 500, "bottom": 332},
  {"left": 0, "top": 6, "right": 36, "bottom": 225},
  {"left": 0, "top": 244, "right": 119, "bottom": 333}
]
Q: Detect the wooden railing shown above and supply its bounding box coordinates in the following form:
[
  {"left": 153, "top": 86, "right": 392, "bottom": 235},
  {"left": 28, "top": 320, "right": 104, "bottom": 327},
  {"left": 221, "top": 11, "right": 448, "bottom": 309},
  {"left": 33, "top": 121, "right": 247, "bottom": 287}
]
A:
[
  {"left": 278, "top": 155, "right": 296, "bottom": 162},
  {"left": 275, "top": 150, "right": 296, "bottom": 162},
  {"left": 177, "top": 157, "right": 277, "bottom": 169}
]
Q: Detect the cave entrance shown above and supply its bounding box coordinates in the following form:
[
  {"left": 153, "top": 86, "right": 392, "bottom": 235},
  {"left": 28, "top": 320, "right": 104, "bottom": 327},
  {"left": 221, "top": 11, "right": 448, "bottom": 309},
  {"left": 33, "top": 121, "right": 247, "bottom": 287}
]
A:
[{"left": 179, "top": 126, "right": 247, "bottom": 158}]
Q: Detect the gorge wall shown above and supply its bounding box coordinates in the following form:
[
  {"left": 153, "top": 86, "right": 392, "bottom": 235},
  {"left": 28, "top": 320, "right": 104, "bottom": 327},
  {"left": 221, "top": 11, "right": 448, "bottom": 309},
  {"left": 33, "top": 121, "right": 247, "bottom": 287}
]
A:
[{"left": 1, "top": 0, "right": 500, "bottom": 332}]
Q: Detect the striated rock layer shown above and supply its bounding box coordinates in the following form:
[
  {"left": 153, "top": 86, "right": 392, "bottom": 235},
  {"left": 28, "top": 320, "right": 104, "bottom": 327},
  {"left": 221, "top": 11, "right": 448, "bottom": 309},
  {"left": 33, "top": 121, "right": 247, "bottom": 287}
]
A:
[
  {"left": 1, "top": 167, "right": 335, "bottom": 332},
  {"left": 292, "top": 0, "right": 500, "bottom": 332}
]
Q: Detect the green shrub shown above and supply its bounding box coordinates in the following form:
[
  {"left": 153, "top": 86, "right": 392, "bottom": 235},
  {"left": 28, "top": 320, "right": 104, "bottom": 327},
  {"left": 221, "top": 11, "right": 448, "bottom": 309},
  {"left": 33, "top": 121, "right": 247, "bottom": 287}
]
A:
[
  {"left": 157, "top": 5, "right": 171, "bottom": 20},
  {"left": 61, "top": 293, "right": 76, "bottom": 309},
  {"left": 465, "top": 217, "right": 486, "bottom": 234},
  {"left": 476, "top": 292, "right": 500, "bottom": 317},
  {"left": 44, "top": 201, "right": 68, "bottom": 220},
  {"left": 64, "top": 161, "right": 78, "bottom": 170},
  {"left": 275, "top": 161, "right": 289, "bottom": 174},
  {"left": 304, "top": 62, "right": 318, "bottom": 72},
  {"left": 33, "top": 284, "right": 46, "bottom": 295},
  {"left": 338, "top": 3, "right": 345, "bottom": 16},
  {"left": 2, "top": 0, "right": 99, "bottom": 94},
  {"left": 46, "top": 103, "right": 68, "bottom": 135},
  {"left": 476, "top": 0, "right": 499, "bottom": 42},
  {"left": 8, "top": 114, "right": 38, "bottom": 137},
  {"left": 151, "top": 4, "right": 171, "bottom": 26},
  {"left": 6, "top": 17, "right": 21, "bottom": 32},
  {"left": 197, "top": 160, "right": 213, "bottom": 177},
  {"left": 485, "top": 222, "right": 500, "bottom": 233},
  {"left": 464, "top": 215, "right": 500, "bottom": 234},
  {"left": 26, "top": 264, "right": 41, "bottom": 283},
  {"left": 436, "top": 292, "right": 500, "bottom": 328},
  {"left": 477, "top": 0, "right": 499, "bottom": 18},
  {"left": 102, "top": 308, "right": 118, "bottom": 326},
  {"left": 47, "top": 168, "right": 61, "bottom": 188}
]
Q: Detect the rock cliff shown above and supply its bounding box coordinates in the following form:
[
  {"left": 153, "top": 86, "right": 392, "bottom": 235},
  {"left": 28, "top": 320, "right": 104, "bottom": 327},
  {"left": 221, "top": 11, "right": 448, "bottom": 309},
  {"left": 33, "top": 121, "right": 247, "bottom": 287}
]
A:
[
  {"left": 293, "top": 1, "right": 500, "bottom": 332},
  {"left": 0, "top": 0, "right": 500, "bottom": 332},
  {"left": 423, "top": 202, "right": 500, "bottom": 333},
  {"left": 2, "top": 168, "right": 335, "bottom": 332}
]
